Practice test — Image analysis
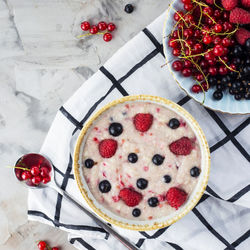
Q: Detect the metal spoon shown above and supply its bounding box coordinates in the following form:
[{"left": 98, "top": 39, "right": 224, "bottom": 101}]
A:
[{"left": 14, "top": 163, "right": 139, "bottom": 250}]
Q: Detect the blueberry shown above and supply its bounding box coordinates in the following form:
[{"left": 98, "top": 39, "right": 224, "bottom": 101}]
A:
[
  {"left": 242, "top": 81, "right": 249, "bottom": 88},
  {"left": 136, "top": 178, "right": 148, "bottom": 189},
  {"left": 216, "top": 84, "right": 226, "bottom": 91},
  {"left": 128, "top": 153, "right": 138, "bottom": 163},
  {"left": 232, "top": 45, "right": 243, "bottom": 57},
  {"left": 246, "top": 57, "right": 250, "bottom": 65},
  {"left": 234, "top": 93, "right": 242, "bottom": 100},
  {"left": 152, "top": 154, "right": 165, "bottom": 165},
  {"left": 213, "top": 90, "right": 223, "bottom": 100},
  {"left": 124, "top": 4, "right": 134, "bottom": 13},
  {"left": 99, "top": 180, "right": 111, "bottom": 193},
  {"left": 109, "top": 122, "right": 123, "bottom": 137},
  {"left": 190, "top": 167, "right": 200, "bottom": 177},
  {"left": 242, "top": 66, "right": 250, "bottom": 76},
  {"left": 132, "top": 208, "right": 141, "bottom": 217},
  {"left": 229, "top": 71, "right": 238, "bottom": 79},
  {"left": 245, "top": 38, "right": 250, "bottom": 51},
  {"left": 85, "top": 159, "right": 94, "bottom": 168},
  {"left": 208, "top": 76, "right": 217, "bottom": 86},
  {"left": 221, "top": 75, "right": 231, "bottom": 85},
  {"left": 244, "top": 93, "right": 250, "bottom": 100},
  {"left": 231, "top": 57, "right": 241, "bottom": 66},
  {"left": 168, "top": 118, "right": 180, "bottom": 129},
  {"left": 163, "top": 175, "right": 171, "bottom": 183},
  {"left": 229, "top": 88, "right": 235, "bottom": 95},
  {"left": 148, "top": 197, "right": 159, "bottom": 207}
]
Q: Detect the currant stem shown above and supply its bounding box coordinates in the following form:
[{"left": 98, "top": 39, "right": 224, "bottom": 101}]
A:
[
  {"left": 218, "top": 57, "right": 240, "bottom": 73},
  {"left": 6, "top": 165, "right": 30, "bottom": 171}
]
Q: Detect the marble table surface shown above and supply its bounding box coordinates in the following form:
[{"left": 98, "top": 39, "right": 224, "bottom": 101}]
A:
[{"left": 0, "top": 0, "right": 170, "bottom": 249}]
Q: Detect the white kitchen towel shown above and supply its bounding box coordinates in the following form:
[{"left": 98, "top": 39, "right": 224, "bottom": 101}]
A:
[{"left": 28, "top": 11, "right": 250, "bottom": 250}]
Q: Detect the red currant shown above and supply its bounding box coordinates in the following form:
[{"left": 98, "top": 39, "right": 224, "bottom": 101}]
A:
[
  {"left": 214, "top": 10, "right": 221, "bottom": 19},
  {"left": 172, "top": 60, "right": 183, "bottom": 71},
  {"left": 223, "top": 12, "right": 230, "bottom": 20},
  {"left": 223, "top": 22, "right": 233, "bottom": 32},
  {"left": 174, "top": 11, "right": 184, "bottom": 22},
  {"left": 181, "top": 0, "right": 191, "bottom": 3},
  {"left": 172, "top": 30, "right": 179, "bottom": 39},
  {"left": 184, "top": 14, "right": 194, "bottom": 23},
  {"left": 107, "top": 23, "right": 116, "bottom": 32},
  {"left": 213, "top": 45, "right": 224, "bottom": 57},
  {"left": 203, "top": 35, "right": 212, "bottom": 45},
  {"left": 31, "top": 166, "right": 40, "bottom": 176},
  {"left": 209, "top": 66, "right": 218, "bottom": 76},
  {"left": 213, "top": 36, "right": 222, "bottom": 45},
  {"left": 32, "top": 175, "right": 42, "bottom": 185},
  {"left": 206, "top": 17, "right": 214, "bottom": 26},
  {"left": 202, "top": 68, "right": 208, "bottom": 75},
  {"left": 214, "top": 24, "right": 223, "bottom": 33},
  {"left": 203, "top": 7, "right": 213, "bottom": 16},
  {"left": 81, "top": 21, "right": 90, "bottom": 31},
  {"left": 103, "top": 33, "right": 112, "bottom": 42},
  {"left": 204, "top": 51, "right": 215, "bottom": 61},
  {"left": 89, "top": 25, "right": 98, "bottom": 34},
  {"left": 222, "top": 37, "right": 231, "bottom": 47},
  {"left": 193, "top": 43, "right": 203, "bottom": 54},
  {"left": 229, "top": 64, "right": 236, "bottom": 71},
  {"left": 185, "top": 39, "right": 194, "bottom": 47},
  {"left": 40, "top": 167, "right": 49, "bottom": 177},
  {"left": 220, "top": 56, "right": 229, "bottom": 63},
  {"left": 42, "top": 176, "right": 51, "bottom": 184},
  {"left": 201, "top": 82, "right": 209, "bottom": 91},
  {"left": 201, "top": 26, "right": 210, "bottom": 35},
  {"left": 182, "top": 68, "right": 192, "bottom": 77},
  {"left": 230, "top": 38, "right": 236, "bottom": 47},
  {"left": 183, "top": 28, "right": 193, "bottom": 38},
  {"left": 184, "top": 3, "right": 193, "bottom": 11},
  {"left": 172, "top": 48, "right": 181, "bottom": 56},
  {"left": 21, "top": 171, "right": 32, "bottom": 180},
  {"left": 219, "top": 65, "right": 228, "bottom": 75},
  {"left": 200, "top": 60, "right": 208, "bottom": 68},
  {"left": 191, "top": 84, "right": 202, "bottom": 93},
  {"left": 185, "top": 48, "right": 192, "bottom": 56},
  {"left": 194, "top": 30, "right": 202, "bottom": 39},
  {"left": 52, "top": 248, "right": 59, "bottom": 250},
  {"left": 177, "top": 22, "right": 184, "bottom": 29},
  {"left": 207, "top": 59, "right": 217, "bottom": 66},
  {"left": 38, "top": 241, "right": 47, "bottom": 250},
  {"left": 184, "top": 60, "right": 193, "bottom": 68},
  {"left": 195, "top": 73, "right": 204, "bottom": 81},
  {"left": 98, "top": 21, "right": 107, "bottom": 31},
  {"left": 168, "top": 38, "right": 179, "bottom": 48},
  {"left": 222, "top": 47, "right": 229, "bottom": 56}
]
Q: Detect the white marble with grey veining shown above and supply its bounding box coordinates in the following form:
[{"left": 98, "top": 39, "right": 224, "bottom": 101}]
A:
[{"left": 0, "top": 0, "right": 170, "bottom": 249}]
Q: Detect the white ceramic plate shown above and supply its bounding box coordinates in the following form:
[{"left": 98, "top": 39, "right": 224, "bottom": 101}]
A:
[
  {"left": 74, "top": 95, "right": 210, "bottom": 231},
  {"left": 163, "top": 0, "right": 250, "bottom": 114}
]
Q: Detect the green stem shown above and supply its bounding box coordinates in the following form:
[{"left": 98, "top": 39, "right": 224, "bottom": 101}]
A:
[{"left": 5, "top": 165, "right": 30, "bottom": 171}]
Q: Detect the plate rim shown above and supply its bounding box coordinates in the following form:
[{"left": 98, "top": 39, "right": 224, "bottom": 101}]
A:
[
  {"left": 162, "top": 1, "right": 250, "bottom": 115},
  {"left": 73, "top": 95, "right": 210, "bottom": 231}
]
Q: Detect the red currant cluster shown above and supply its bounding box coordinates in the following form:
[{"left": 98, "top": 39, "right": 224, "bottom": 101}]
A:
[
  {"left": 15, "top": 156, "right": 51, "bottom": 186},
  {"left": 169, "top": 0, "right": 238, "bottom": 97},
  {"left": 80, "top": 21, "right": 116, "bottom": 42},
  {"left": 38, "top": 241, "right": 58, "bottom": 250}
]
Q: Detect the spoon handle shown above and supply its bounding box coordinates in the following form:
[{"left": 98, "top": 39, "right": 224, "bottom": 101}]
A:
[{"left": 50, "top": 184, "right": 139, "bottom": 250}]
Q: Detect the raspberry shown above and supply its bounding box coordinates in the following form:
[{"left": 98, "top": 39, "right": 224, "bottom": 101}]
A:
[
  {"left": 98, "top": 139, "right": 117, "bottom": 158},
  {"left": 221, "top": 0, "right": 238, "bottom": 10},
  {"left": 241, "top": 0, "right": 250, "bottom": 7},
  {"left": 119, "top": 188, "right": 142, "bottom": 207},
  {"left": 235, "top": 28, "right": 250, "bottom": 45},
  {"left": 166, "top": 187, "right": 188, "bottom": 209},
  {"left": 230, "top": 8, "right": 250, "bottom": 24},
  {"left": 133, "top": 113, "right": 153, "bottom": 132},
  {"left": 169, "top": 137, "right": 193, "bottom": 156}
]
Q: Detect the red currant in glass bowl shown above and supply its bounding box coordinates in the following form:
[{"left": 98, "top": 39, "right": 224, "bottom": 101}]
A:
[{"left": 14, "top": 153, "right": 52, "bottom": 188}]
